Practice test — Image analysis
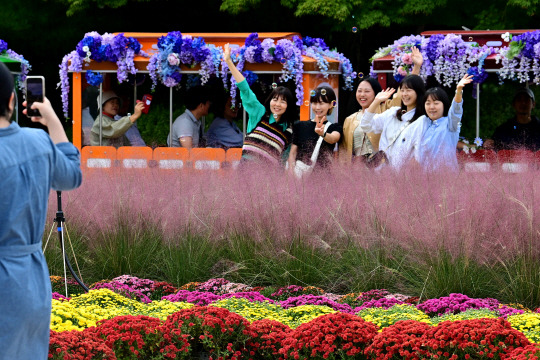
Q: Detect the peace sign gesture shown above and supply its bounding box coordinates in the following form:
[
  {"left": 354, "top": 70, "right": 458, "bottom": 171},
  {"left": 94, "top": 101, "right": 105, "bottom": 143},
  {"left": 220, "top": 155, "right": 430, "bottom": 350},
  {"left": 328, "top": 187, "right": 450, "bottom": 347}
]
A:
[{"left": 314, "top": 114, "right": 327, "bottom": 136}]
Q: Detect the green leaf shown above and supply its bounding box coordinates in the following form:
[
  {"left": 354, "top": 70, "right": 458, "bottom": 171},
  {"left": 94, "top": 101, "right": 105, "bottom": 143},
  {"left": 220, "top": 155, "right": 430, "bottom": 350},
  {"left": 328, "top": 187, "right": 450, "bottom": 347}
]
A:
[{"left": 506, "top": 40, "right": 525, "bottom": 60}]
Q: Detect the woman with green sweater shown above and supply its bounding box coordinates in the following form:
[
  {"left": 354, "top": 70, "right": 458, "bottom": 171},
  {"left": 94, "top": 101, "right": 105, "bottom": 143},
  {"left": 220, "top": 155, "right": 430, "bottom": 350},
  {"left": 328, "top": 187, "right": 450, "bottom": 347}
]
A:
[{"left": 223, "top": 43, "right": 297, "bottom": 167}]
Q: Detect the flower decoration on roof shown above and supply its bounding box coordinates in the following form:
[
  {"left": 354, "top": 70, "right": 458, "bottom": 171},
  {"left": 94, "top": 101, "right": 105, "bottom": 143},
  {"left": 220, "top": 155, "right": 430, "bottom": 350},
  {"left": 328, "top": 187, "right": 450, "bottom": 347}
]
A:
[
  {"left": 370, "top": 34, "right": 492, "bottom": 87},
  {"left": 497, "top": 30, "right": 540, "bottom": 84},
  {"left": 227, "top": 33, "right": 355, "bottom": 106},
  {"left": 147, "top": 31, "right": 215, "bottom": 89},
  {"left": 58, "top": 32, "right": 148, "bottom": 117},
  {"left": 0, "top": 39, "right": 31, "bottom": 88},
  {"left": 59, "top": 32, "right": 356, "bottom": 115}
]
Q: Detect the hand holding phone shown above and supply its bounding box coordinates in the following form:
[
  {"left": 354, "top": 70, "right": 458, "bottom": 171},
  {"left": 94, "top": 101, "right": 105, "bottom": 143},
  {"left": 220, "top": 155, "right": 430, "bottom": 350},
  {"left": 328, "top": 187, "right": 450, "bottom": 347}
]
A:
[
  {"left": 141, "top": 94, "right": 152, "bottom": 114},
  {"left": 26, "top": 76, "right": 45, "bottom": 117}
]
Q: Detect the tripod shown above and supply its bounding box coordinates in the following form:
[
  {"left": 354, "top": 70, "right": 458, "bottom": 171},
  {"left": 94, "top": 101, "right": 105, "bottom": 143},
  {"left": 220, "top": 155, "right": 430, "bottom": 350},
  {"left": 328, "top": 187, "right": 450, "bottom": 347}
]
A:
[{"left": 43, "top": 191, "right": 88, "bottom": 297}]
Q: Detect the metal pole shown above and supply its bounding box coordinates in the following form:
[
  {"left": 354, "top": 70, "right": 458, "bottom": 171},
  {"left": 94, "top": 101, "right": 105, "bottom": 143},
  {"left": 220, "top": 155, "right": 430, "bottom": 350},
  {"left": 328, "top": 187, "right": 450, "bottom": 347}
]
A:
[
  {"left": 134, "top": 84, "right": 137, "bottom": 106},
  {"left": 169, "top": 87, "right": 173, "bottom": 146},
  {"left": 476, "top": 83, "right": 480, "bottom": 139},
  {"left": 99, "top": 83, "right": 103, "bottom": 146}
]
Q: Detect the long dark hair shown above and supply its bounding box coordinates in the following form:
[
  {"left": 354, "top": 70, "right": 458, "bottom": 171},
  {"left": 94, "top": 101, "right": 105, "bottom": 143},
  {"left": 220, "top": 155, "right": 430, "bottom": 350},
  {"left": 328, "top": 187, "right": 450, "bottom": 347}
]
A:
[
  {"left": 343, "top": 77, "right": 382, "bottom": 116},
  {"left": 424, "top": 87, "right": 451, "bottom": 119},
  {"left": 264, "top": 86, "right": 297, "bottom": 127},
  {"left": 396, "top": 75, "right": 425, "bottom": 122}
]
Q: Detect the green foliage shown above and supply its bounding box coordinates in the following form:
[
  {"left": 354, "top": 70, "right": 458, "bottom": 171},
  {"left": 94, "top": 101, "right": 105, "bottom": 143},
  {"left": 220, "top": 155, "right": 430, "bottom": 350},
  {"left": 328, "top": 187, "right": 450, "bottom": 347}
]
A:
[
  {"left": 219, "top": 0, "right": 262, "bottom": 14},
  {"left": 91, "top": 209, "right": 163, "bottom": 280},
  {"left": 218, "top": 0, "right": 540, "bottom": 31},
  {"left": 137, "top": 103, "right": 185, "bottom": 148},
  {"left": 60, "top": 0, "right": 152, "bottom": 16}
]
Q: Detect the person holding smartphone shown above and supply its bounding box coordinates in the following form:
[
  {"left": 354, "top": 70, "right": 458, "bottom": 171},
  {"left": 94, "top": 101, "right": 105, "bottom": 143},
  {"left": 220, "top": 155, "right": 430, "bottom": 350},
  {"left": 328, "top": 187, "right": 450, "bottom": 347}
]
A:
[
  {"left": 90, "top": 90, "right": 145, "bottom": 147},
  {"left": 0, "top": 62, "right": 82, "bottom": 359}
]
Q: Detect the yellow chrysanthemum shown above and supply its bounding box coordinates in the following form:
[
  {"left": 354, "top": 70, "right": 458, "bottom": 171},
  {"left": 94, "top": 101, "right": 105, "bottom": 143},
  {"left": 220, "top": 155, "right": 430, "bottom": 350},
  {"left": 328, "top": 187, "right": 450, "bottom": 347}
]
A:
[
  {"left": 508, "top": 312, "right": 540, "bottom": 343},
  {"left": 357, "top": 304, "right": 431, "bottom": 330}
]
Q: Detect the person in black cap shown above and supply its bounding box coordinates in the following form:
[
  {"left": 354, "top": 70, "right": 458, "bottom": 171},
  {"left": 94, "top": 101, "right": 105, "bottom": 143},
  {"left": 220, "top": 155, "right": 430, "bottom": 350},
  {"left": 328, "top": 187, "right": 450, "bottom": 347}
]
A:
[
  {"left": 485, "top": 88, "right": 540, "bottom": 151},
  {"left": 0, "top": 62, "right": 82, "bottom": 359}
]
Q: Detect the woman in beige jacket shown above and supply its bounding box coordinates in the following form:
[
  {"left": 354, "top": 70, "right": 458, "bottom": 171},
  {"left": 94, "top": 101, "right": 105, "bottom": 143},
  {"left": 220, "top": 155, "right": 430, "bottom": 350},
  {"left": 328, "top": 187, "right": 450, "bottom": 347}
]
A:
[{"left": 339, "top": 47, "right": 423, "bottom": 164}]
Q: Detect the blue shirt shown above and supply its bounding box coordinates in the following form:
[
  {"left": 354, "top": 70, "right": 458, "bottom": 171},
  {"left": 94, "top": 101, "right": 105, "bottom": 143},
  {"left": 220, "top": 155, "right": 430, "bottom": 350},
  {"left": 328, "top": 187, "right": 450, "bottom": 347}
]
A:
[
  {"left": 0, "top": 122, "right": 82, "bottom": 359},
  {"left": 206, "top": 117, "right": 243, "bottom": 148},
  {"left": 413, "top": 99, "right": 463, "bottom": 172}
]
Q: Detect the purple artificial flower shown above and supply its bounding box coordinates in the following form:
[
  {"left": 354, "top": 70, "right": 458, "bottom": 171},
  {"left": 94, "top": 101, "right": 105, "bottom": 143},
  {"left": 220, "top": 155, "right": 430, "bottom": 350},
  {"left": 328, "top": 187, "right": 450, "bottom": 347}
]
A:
[
  {"left": 261, "top": 39, "right": 275, "bottom": 63},
  {"left": 168, "top": 53, "right": 180, "bottom": 66},
  {"left": 245, "top": 33, "right": 261, "bottom": 47},
  {"left": 0, "top": 39, "right": 8, "bottom": 52},
  {"left": 425, "top": 34, "right": 444, "bottom": 62},
  {"left": 292, "top": 35, "right": 304, "bottom": 51},
  {"left": 512, "top": 30, "right": 540, "bottom": 59},
  {"left": 85, "top": 70, "right": 103, "bottom": 87}
]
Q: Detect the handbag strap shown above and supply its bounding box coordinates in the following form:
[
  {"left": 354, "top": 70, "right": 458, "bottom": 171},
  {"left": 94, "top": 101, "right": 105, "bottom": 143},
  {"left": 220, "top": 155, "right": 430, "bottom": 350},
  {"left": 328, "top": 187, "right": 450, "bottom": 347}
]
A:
[
  {"left": 310, "top": 121, "right": 332, "bottom": 164},
  {"left": 385, "top": 121, "right": 411, "bottom": 150}
]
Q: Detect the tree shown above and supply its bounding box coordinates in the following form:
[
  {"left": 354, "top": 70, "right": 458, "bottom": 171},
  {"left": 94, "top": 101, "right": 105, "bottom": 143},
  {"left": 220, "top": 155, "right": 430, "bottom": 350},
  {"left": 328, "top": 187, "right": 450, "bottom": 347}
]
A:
[{"left": 220, "top": 0, "right": 540, "bottom": 31}]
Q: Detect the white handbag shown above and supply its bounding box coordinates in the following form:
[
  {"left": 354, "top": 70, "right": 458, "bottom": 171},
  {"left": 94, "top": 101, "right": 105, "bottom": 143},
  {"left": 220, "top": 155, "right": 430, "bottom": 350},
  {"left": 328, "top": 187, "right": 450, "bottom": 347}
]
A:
[{"left": 292, "top": 122, "right": 332, "bottom": 178}]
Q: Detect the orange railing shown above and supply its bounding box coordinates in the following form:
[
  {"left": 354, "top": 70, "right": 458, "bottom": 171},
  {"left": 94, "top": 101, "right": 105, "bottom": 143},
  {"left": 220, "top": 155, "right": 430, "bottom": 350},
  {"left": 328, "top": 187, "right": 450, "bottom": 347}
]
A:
[{"left": 81, "top": 147, "right": 539, "bottom": 172}]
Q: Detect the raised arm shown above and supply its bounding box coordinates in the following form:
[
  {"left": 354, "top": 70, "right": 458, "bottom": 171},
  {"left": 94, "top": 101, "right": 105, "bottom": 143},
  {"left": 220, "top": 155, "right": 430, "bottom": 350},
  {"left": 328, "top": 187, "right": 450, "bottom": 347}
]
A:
[
  {"left": 448, "top": 74, "right": 473, "bottom": 132},
  {"left": 454, "top": 74, "right": 473, "bottom": 103},
  {"left": 25, "top": 98, "right": 69, "bottom": 144},
  {"left": 223, "top": 44, "right": 245, "bottom": 84},
  {"left": 224, "top": 43, "right": 265, "bottom": 133},
  {"left": 410, "top": 46, "right": 423, "bottom": 75},
  {"left": 360, "top": 88, "right": 396, "bottom": 133}
]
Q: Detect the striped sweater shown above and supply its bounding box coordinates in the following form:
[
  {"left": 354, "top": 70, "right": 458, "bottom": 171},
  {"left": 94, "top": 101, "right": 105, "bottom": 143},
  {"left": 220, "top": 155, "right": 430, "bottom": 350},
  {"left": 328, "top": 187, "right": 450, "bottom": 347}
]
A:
[
  {"left": 237, "top": 79, "right": 293, "bottom": 165},
  {"left": 242, "top": 119, "right": 293, "bottom": 165}
]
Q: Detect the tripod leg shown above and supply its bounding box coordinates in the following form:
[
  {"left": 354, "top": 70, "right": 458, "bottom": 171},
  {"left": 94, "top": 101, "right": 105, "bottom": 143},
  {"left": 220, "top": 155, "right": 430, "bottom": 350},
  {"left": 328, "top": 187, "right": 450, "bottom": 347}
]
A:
[{"left": 59, "top": 221, "right": 69, "bottom": 298}]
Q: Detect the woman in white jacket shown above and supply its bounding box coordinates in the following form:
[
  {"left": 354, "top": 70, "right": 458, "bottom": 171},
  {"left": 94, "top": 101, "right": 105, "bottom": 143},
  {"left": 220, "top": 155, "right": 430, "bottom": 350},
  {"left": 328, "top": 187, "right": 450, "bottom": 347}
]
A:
[{"left": 360, "top": 74, "right": 426, "bottom": 170}]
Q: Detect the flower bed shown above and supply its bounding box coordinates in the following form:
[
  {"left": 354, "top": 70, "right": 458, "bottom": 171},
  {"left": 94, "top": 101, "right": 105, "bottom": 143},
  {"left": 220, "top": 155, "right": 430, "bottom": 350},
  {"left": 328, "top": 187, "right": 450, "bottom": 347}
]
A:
[{"left": 49, "top": 276, "right": 540, "bottom": 359}]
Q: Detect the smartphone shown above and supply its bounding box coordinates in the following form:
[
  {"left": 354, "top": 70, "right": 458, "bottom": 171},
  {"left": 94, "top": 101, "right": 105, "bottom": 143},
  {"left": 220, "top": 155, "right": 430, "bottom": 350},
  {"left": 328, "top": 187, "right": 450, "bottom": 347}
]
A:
[
  {"left": 141, "top": 94, "right": 152, "bottom": 114},
  {"left": 26, "top": 76, "right": 45, "bottom": 117}
]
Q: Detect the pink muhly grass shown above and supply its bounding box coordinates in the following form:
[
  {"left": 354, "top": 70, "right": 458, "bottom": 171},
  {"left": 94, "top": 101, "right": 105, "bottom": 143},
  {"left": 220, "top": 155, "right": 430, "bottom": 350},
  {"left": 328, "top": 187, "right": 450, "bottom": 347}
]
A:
[{"left": 51, "top": 162, "right": 540, "bottom": 265}]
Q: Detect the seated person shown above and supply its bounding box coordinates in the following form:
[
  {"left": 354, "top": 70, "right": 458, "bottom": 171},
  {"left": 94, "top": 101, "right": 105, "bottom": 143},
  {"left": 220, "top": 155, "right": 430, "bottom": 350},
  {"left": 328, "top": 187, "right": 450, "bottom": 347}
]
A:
[
  {"left": 168, "top": 86, "right": 211, "bottom": 149},
  {"left": 206, "top": 95, "right": 243, "bottom": 149},
  {"left": 113, "top": 95, "right": 146, "bottom": 146},
  {"left": 484, "top": 88, "right": 540, "bottom": 151},
  {"left": 90, "top": 90, "right": 144, "bottom": 147}
]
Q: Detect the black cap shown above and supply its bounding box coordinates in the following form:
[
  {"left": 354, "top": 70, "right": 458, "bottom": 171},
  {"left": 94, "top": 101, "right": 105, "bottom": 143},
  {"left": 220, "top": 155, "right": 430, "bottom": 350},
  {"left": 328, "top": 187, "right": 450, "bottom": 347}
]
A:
[
  {"left": 0, "top": 62, "right": 15, "bottom": 117},
  {"left": 514, "top": 88, "right": 535, "bottom": 103}
]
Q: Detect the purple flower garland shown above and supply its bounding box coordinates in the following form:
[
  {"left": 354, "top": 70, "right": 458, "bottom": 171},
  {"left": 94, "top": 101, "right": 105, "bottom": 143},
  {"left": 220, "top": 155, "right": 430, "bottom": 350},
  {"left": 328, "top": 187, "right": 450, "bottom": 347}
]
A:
[
  {"left": 147, "top": 31, "right": 213, "bottom": 89},
  {"left": 498, "top": 30, "right": 540, "bottom": 84},
  {"left": 370, "top": 33, "right": 492, "bottom": 87},
  {"left": 58, "top": 32, "right": 148, "bottom": 117},
  {"left": 0, "top": 39, "right": 31, "bottom": 88}
]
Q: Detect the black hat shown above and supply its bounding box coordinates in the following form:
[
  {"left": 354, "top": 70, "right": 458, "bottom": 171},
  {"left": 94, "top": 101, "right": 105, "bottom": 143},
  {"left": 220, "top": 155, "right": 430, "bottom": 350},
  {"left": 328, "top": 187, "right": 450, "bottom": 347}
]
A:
[{"left": 514, "top": 88, "right": 535, "bottom": 103}]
